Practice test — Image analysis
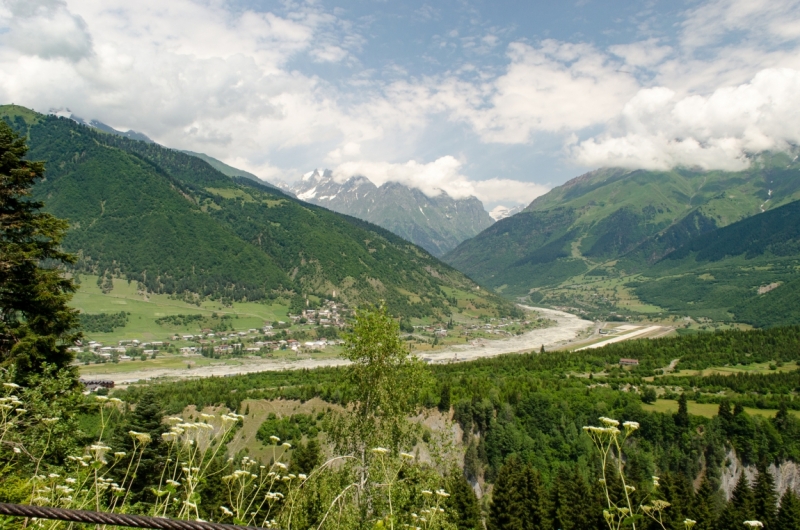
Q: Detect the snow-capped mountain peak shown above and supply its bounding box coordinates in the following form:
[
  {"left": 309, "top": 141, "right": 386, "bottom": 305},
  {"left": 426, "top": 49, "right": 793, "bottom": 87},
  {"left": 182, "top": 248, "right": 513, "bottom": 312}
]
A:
[
  {"left": 489, "top": 204, "right": 525, "bottom": 221},
  {"left": 289, "top": 169, "right": 494, "bottom": 256}
]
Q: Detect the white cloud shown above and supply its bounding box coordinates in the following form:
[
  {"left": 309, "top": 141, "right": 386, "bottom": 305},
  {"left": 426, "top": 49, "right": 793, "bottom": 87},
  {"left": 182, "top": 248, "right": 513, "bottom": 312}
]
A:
[
  {"left": 572, "top": 68, "right": 800, "bottom": 170},
  {"left": 332, "top": 156, "right": 548, "bottom": 205},
  {"left": 0, "top": 0, "right": 93, "bottom": 62},
  {"left": 446, "top": 40, "right": 640, "bottom": 143},
  {"left": 609, "top": 39, "right": 672, "bottom": 68}
]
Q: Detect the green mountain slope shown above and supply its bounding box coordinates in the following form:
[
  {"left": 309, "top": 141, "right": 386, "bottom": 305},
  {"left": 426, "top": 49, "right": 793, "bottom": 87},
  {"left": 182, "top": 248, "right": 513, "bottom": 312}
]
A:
[
  {"left": 632, "top": 199, "right": 800, "bottom": 325},
  {"left": 2, "top": 105, "right": 517, "bottom": 319},
  {"left": 181, "top": 150, "right": 280, "bottom": 190},
  {"left": 445, "top": 157, "right": 800, "bottom": 297}
]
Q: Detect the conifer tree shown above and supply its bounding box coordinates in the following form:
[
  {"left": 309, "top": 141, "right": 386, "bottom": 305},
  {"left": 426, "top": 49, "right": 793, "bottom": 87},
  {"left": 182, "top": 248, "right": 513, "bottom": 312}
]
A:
[
  {"left": 675, "top": 393, "right": 690, "bottom": 429},
  {"left": 690, "top": 477, "right": 718, "bottom": 530},
  {"left": 717, "top": 474, "right": 754, "bottom": 530},
  {"left": 550, "top": 465, "right": 594, "bottom": 530},
  {"left": 445, "top": 471, "right": 481, "bottom": 530},
  {"left": 777, "top": 489, "right": 800, "bottom": 530},
  {"left": 0, "top": 121, "right": 81, "bottom": 381},
  {"left": 488, "top": 459, "right": 520, "bottom": 530},
  {"left": 517, "top": 465, "right": 549, "bottom": 529},
  {"left": 290, "top": 438, "right": 322, "bottom": 474},
  {"left": 752, "top": 465, "right": 777, "bottom": 528},
  {"left": 111, "top": 391, "right": 165, "bottom": 503}
]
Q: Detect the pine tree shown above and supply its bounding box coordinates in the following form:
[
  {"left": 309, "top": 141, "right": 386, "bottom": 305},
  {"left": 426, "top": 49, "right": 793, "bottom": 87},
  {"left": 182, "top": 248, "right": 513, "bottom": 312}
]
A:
[
  {"left": 111, "top": 391, "right": 166, "bottom": 503},
  {"left": 488, "top": 459, "right": 549, "bottom": 530},
  {"left": 439, "top": 383, "right": 451, "bottom": 413},
  {"left": 752, "top": 465, "right": 777, "bottom": 529},
  {"left": 290, "top": 438, "right": 321, "bottom": 474},
  {"left": 690, "top": 477, "right": 718, "bottom": 530},
  {"left": 675, "top": 393, "right": 690, "bottom": 429},
  {"left": 777, "top": 489, "right": 800, "bottom": 530},
  {"left": 550, "top": 465, "right": 594, "bottom": 530},
  {"left": 717, "top": 473, "right": 754, "bottom": 530},
  {"left": 517, "top": 465, "right": 549, "bottom": 529},
  {"left": 446, "top": 471, "right": 481, "bottom": 530},
  {"left": 488, "top": 459, "right": 521, "bottom": 530},
  {"left": 0, "top": 121, "right": 81, "bottom": 381}
]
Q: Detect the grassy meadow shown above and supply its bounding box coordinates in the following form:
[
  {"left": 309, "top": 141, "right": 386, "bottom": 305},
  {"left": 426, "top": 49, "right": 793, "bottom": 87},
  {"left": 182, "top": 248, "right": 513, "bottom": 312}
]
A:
[{"left": 71, "top": 274, "right": 290, "bottom": 343}]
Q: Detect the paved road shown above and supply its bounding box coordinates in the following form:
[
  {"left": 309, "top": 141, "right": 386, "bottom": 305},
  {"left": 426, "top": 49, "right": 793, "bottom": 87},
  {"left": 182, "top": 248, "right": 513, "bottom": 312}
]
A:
[{"left": 105, "top": 306, "right": 594, "bottom": 384}]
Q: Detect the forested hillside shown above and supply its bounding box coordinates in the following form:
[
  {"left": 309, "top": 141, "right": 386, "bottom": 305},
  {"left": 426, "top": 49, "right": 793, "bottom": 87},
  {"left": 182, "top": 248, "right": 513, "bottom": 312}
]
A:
[
  {"left": 1, "top": 105, "right": 517, "bottom": 319},
  {"left": 633, "top": 199, "right": 800, "bottom": 325},
  {"left": 117, "top": 324, "right": 800, "bottom": 529},
  {"left": 444, "top": 157, "right": 800, "bottom": 324}
]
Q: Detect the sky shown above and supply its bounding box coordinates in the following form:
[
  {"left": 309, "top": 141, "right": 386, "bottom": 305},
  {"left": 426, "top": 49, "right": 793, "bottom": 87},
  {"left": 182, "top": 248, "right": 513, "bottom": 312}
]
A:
[{"left": 3, "top": 0, "right": 800, "bottom": 210}]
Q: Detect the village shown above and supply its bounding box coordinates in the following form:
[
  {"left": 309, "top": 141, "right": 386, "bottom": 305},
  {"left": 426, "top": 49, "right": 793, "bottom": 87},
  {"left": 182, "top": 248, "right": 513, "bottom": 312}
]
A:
[{"left": 72, "top": 298, "right": 552, "bottom": 369}]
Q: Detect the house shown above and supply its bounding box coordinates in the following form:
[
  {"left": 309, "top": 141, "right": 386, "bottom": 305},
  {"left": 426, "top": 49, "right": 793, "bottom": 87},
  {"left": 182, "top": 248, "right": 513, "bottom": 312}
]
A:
[
  {"left": 434, "top": 329, "right": 447, "bottom": 337},
  {"left": 619, "top": 358, "right": 639, "bottom": 366}
]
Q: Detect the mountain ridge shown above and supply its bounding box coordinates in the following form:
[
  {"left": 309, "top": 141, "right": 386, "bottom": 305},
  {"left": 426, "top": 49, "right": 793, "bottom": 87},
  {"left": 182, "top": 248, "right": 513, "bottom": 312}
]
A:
[
  {"left": 289, "top": 169, "right": 495, "bottom": 256},
  {"left": 2, "top": 104, "right": 519, "bottom": 320}
]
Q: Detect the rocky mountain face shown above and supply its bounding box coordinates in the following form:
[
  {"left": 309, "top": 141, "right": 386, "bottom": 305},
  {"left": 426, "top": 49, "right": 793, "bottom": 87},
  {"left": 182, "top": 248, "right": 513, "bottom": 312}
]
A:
[{"left": 290, "top": 169, "right": 495, "bottom": 257}]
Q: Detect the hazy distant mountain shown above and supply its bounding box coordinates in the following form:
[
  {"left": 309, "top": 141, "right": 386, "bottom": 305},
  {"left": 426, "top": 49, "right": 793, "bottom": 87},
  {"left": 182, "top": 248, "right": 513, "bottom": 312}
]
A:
[
  {"left": 181, "top": 151, "right": 281, "bottom": 191},
  {"left": 52, "top": 110, "right": 156, "bottom": 143},
  {"left": 291, "top": 169, "right": 495, "bottom": 256},
  {"left": 489, "top": 204, "right": 525, "bottom": 221}
]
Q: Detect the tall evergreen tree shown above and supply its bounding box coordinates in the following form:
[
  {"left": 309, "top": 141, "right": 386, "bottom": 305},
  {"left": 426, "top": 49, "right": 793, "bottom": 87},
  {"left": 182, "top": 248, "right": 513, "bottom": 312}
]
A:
[
  {"left": 439, "top": 383, "right": 451, "bottom": 413},
  {"left": 777, "top": 489, "right": 800, "bottom": 530},
  {"left": 290, "top": 438, "right": 322, "bottom": 474},
  {"left": 517, "top": 465, "right": 549, "bottom": 530},
  {"left": 752, "top": 465, "right": 777, "bottom": 529},
  {"left": 489, "top": 458, "right": 549, "bottom": 530},
  {"left": 110, "top": 391, "right": 166, "bottom": 504},
  {"left": 445, "top": 471, "right": 481, "bottom": 530},
  {"left": 690, "top": 477, "right": 718, "bottom": 530},
  {"left": 716, "top": 474, "right": 754, "bottom": 530},
  {"left": 0, "top": 120, "right": 80, "bottom": 381},
  {"left": 550, "top": 465, "right": 594, "bottom": 530},
  {"left": 488, "top": 459, "right": 520, "bottom": 530},
  {"left": 675, "top": 394, "right": 690, "bottom": 429}
]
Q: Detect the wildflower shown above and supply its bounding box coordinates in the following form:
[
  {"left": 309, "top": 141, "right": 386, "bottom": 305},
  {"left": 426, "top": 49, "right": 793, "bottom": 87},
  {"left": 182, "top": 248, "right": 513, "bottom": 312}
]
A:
[
  {"left": 436, "top": 489, "right": 450, "bottom": 498},
  {"left": 282, "top": 442, "right": 292, "bottom": 448},
  {"left": 129, "top": 431, "right": 152, "bottom": 444},
  {"left": 421, "top": 490, "right": 433, "bottom": 496},
  {"left": 298, "top": 474, "right": 307, "bottom": 480},
  {"left": 3, "top": 383, "right": 20, "bottom": 389},
  {"left": 275, "top": 462, "right": 288, "bottom": 470},
  {"left": 201, "top": 413, "right": 214, "bottom": 420},
  {"left": 684, "top": 520, "right": 696, "bottom": 529},
  {"left": 288, "top": 474, "right": 296, "bottom": 479},
  {"left": 269, "top": 435, "right": 280, "bottom": 443},
  {"left": 15, "top": 409, "right": 26, "bottom": 414},
  {"left": 743, "top": 522, "right": 764, "bottom": 528},
  {"left": 109, "top": 398, "right": 123, "bottom": 404},
  {"left": 13, "top": 447, "right": 21, "bottom": 454},
  {"left": 623, "top": 421, "right": 640, "bottom": 432},
  {"left": 625, "top": 485, "right": 636, "bottom": 493},
  {"left": 400, "top": 452, "right": 415, "bottom": 460},
  {"left": 48, "top": 473, "right": 60, "bottom": 478},
  {"left": 65, "top": 478, "right": 76, "bottom": 484},
  {"left": 652, "top": 500, "right": 671, "bottom": 510},
  {"left": 599, "top": 416, "right": 619, "bottom": 427},
  {"left": 96, "top": 396, "right": 109, "bottom": 402},
  {"left": 167, "top": 480, "right": 181, "bottom": 487},
  {"left": 220, "top": 506, "right": 234, "bottom": 517},
  {"left": 114, "top": 452, "right": 127, "bottom": 459},
  {"left": 371, "top": 447, "right": 389, "bottom": 454}
]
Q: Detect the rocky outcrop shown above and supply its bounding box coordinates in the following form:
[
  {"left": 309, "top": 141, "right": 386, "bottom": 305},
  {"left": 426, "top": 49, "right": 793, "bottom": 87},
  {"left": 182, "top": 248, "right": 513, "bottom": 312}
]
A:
[{"left": 719, "top": 448, "right": 800, "bottom": 500}]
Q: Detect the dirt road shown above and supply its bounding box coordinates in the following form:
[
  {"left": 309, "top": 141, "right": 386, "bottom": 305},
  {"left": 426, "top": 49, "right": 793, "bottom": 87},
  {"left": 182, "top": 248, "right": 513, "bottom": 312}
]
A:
[{"left": 108, "top": 306, "right": 593, "bottom": 384}]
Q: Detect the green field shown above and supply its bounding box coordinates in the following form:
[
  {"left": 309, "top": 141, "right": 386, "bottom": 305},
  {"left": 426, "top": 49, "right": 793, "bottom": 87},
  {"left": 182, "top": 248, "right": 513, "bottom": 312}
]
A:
[
  {"left": 71, "top": 274, "right": 289, "bottom": 343},
  {"left": 641, "top": 399, "right": 800, "bottom": 419}
]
